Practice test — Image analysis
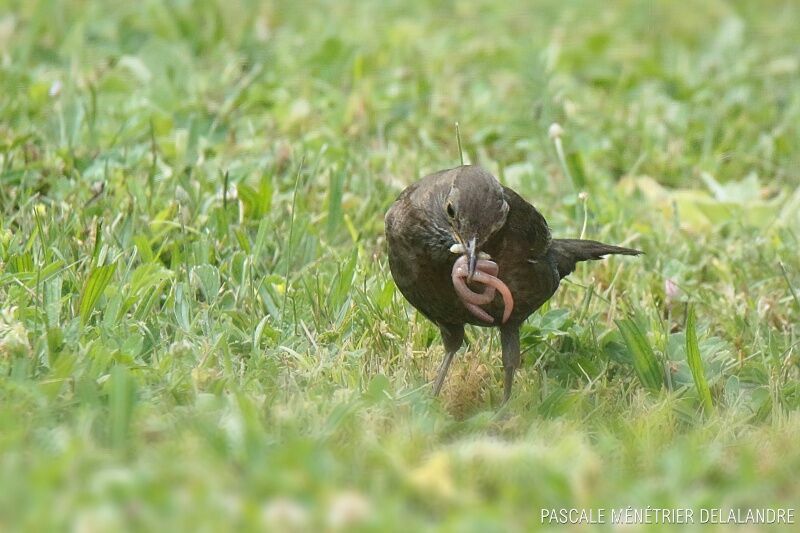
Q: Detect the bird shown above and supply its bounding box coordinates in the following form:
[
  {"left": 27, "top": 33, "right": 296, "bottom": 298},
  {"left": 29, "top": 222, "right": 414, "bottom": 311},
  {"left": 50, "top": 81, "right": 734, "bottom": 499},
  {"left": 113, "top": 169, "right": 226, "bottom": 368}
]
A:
[{"left": 384, "top": 165, "right": 641, "bottom": 403}]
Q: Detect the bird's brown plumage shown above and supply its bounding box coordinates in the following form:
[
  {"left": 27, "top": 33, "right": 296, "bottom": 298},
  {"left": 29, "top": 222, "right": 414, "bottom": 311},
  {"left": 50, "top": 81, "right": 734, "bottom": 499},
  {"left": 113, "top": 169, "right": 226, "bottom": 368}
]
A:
[{"left": 385, "top": 165, "right": 641, "bottom": 402}]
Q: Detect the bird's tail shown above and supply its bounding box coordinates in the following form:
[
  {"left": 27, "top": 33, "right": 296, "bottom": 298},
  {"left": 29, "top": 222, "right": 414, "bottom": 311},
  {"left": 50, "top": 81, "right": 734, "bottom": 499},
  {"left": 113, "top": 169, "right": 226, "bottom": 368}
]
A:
[{"left": 549, "top": 238, "right": 642, "bottom": 278}]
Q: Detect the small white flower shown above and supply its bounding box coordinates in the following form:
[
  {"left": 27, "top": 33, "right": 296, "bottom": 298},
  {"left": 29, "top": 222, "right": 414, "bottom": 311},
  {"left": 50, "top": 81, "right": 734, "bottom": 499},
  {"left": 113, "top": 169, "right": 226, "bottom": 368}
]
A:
[
  {"left": 0, "top": 306, "right": 30, "bottom": 359},
  {"left": 327, "top": 490, "right": 372, "bottom": 530},
  {"left": 664, "top": 278, "right": 680, "bottom": 302},
  {"left": 72, "top": 504, "right": 123, "bottom": 533},
  {"left": 49, "top": 80, "right": 62, "bottom": 98},
  {"left": 548, "top": 122, "right": 564, "bottom": 139},
  {"left": 254, "top": 16, "right": 271, "bottom": 42},
  {"left": 260, "top": 497, "right": 309, "bottom": 531}
]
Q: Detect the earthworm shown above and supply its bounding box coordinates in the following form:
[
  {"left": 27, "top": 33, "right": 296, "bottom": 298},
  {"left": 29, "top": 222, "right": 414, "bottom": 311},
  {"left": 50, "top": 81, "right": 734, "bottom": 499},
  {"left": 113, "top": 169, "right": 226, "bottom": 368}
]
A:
[{"left": 451, "top": 255, "right": 514, "bottom": 323}]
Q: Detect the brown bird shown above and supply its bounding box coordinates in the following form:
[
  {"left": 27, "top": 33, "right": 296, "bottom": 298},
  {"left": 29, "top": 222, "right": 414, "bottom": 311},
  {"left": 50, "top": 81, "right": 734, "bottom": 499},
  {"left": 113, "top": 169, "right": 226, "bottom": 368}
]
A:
[{"left": 385, "top": 165, "right": 641, "bottom": 403}]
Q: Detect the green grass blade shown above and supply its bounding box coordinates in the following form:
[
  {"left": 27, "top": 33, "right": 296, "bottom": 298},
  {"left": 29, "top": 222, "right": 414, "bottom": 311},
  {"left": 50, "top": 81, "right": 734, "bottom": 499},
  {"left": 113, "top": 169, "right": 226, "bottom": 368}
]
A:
[
  {"left": 253, "top": 218, "right": 270, "bottom": 259},
  {"left": 686, "top": 306, "right": 714, "bottom": 413},
  {"left": 79, "top": 263, "right": 116, "bottom": 324},
  {"left": 109, "top": 365, "right": 135, "bottom": 450},
  {"left": 616, "top": 316, "right": 664, "bottom": 391},
  {"left": 327, "top": 168, "right": 344, "bottom": 239}
]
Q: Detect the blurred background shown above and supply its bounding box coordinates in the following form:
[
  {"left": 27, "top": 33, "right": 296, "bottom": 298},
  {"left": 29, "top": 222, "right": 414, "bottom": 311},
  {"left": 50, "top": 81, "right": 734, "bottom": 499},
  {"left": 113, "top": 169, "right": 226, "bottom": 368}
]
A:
[{"left": 1, "top": 0, "right": 799, "bottom": 530}]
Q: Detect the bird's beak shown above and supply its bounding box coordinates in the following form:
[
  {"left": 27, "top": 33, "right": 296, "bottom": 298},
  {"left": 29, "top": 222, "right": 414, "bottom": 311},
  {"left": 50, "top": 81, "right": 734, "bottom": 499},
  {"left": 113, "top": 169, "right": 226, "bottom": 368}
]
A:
[
  {"left": 449, "top": 236, "right": 483, "bottom": 281},
  {"left": 466, "top": 237, "right": 478, "bottom": 282}
]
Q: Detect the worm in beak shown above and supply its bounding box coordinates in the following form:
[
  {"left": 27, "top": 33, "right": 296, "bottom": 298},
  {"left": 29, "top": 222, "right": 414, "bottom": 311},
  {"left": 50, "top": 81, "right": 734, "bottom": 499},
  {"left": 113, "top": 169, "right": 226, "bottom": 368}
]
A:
[{"left": 450, "top": 253, "right": 514, "bottom": 324}]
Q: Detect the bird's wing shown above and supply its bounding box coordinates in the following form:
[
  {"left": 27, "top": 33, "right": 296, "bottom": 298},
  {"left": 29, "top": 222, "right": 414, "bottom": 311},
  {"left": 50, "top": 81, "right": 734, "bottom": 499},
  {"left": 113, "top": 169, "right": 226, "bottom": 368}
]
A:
[{"left": 499, "top": 185, "right": 552, "bottom": 258}]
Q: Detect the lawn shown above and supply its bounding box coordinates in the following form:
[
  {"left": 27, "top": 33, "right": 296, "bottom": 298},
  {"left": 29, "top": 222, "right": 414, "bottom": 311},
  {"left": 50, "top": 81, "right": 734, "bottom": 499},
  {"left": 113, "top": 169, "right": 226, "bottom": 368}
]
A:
[{"left": 2, "top": 0, "right": 800, "bottom": 530}]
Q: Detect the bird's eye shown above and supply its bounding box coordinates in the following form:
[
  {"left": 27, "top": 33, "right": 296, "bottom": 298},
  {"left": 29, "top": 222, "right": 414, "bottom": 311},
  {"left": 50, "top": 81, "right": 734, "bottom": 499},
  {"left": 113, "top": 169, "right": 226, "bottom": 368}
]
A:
[{"left": 446, "top": 202, "right": 456, "bottom": 218}]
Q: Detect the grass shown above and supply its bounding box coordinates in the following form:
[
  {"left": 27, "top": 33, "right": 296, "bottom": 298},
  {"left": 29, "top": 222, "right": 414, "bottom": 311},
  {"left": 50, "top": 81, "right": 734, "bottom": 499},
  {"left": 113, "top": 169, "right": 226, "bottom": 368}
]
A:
[{"left": 1, "top": 0, "right": 800, "bottom": 530}]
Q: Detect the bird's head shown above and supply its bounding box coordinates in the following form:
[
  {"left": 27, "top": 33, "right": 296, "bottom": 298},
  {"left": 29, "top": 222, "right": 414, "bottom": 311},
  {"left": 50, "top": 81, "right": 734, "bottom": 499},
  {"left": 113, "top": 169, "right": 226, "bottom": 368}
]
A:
[{"left": 439, "top": 166, "right": 509, "bottom": 280}]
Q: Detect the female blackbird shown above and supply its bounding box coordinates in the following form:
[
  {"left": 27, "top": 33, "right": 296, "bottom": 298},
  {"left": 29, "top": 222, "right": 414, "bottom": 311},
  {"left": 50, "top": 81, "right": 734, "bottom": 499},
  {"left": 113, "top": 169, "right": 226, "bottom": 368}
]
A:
[{"left": 385, "top": 165, "right": 641, "bottom": 403}]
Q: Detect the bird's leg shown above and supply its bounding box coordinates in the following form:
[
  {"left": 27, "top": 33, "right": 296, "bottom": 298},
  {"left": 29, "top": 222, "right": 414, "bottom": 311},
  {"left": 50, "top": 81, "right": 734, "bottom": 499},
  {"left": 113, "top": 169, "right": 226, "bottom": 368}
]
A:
[
  {"left": 432, "top": 324, "right": 464, "bottom": 396},
  {"left": 432, "top": 352, "right": 455, "bottom": 397},
  {"left": 500, "top": 323, "right": 521, "bottom": 404}
]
